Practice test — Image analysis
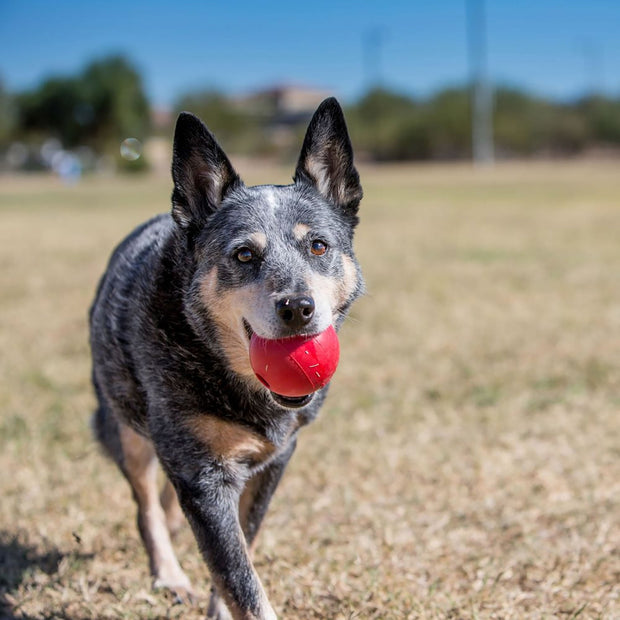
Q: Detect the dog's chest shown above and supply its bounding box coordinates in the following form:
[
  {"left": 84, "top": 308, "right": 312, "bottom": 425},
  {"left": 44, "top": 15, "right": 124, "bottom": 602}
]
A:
[{"left": 184, "top": 409, "right": 304, "bottom": 468}]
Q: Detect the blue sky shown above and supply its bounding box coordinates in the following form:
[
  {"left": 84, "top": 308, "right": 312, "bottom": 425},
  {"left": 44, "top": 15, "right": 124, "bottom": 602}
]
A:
[{"left": 1, "top": 0, "right": 619, "bottom": 106}]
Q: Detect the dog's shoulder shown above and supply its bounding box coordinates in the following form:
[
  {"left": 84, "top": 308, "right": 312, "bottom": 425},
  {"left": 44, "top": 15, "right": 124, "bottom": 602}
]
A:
[
  {"left": 108, "top": 213, "right": 173, "bottom": 277},
  {"left": 91, "top": 214, "right": 173, "bottom": 309}
]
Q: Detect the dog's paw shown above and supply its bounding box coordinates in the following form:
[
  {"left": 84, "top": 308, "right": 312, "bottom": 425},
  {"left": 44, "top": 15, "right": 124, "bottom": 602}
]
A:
[{"left": 153, "top": 577, "right": 198, "bottom": 605}]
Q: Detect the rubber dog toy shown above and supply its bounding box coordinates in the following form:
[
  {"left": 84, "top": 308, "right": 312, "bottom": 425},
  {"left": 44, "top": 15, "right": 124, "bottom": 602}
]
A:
[{"left": 249, "top": 326, "right": 340, "bottom": 397}]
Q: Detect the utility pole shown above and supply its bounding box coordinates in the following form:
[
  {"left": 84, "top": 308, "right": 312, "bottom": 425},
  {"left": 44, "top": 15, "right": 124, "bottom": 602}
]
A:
[{"left": 466, "top": 0, "right": 494, "bottom": 165}]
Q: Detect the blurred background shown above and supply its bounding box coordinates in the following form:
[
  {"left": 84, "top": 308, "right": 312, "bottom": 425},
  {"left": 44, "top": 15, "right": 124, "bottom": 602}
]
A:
[
  {"left": 2, "top": 0, "right": 620, "bottom": 174},
  {"left": 1, "top": 2, "right": 619, "bottom": 618}
]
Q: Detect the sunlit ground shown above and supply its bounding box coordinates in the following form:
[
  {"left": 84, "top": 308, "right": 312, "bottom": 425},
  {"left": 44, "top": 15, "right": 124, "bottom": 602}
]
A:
[{"left": 1, "top": 160, "right": 619, "bottom": 618}]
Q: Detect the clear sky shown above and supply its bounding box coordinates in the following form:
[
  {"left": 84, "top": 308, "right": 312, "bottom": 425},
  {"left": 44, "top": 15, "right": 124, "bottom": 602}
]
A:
[{"left": 1, "top": 0, "right": 619, "bottom": 106}]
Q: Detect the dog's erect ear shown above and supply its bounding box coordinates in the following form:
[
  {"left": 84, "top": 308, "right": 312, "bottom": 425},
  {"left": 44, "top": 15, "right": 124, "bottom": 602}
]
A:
[
  {"left": 294, "top": 97, "right": 362, "bottom": 220},
  {"left": 171, "top": 112, "right": 241, "bottom": 229}
]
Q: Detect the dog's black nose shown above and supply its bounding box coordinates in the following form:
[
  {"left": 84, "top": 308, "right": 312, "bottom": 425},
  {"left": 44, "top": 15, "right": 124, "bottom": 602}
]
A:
[{"left": 276, "top": 296, "right": 315, "bottom": 330}]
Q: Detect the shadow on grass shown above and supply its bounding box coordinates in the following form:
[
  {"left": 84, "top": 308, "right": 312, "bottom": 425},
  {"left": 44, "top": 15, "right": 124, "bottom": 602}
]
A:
[{"left": 0, "top": 530, "right": 93, "bottom": 620}]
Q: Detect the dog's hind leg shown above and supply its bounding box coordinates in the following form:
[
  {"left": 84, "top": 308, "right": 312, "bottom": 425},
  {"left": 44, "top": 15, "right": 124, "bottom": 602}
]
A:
[
  {"left": 117, "top": 422, "right": 196, "bottom": 603},
  {"left": 160, "top": 478, "right": 186, "bottom": 536}
]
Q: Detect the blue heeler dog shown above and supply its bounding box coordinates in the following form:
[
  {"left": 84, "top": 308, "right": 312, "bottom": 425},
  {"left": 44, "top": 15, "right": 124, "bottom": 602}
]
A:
[{"left": 89, "top": 98, "right": 363, "bottom": 619}]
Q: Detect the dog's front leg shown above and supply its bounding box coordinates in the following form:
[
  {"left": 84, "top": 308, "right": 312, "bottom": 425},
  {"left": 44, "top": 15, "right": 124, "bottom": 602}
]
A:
[
  {"left": 165, "top": 456, "right": 277, "bottom": 620},
  {"left": 203, "top": 439, "right": 296, "bottom": 618}
]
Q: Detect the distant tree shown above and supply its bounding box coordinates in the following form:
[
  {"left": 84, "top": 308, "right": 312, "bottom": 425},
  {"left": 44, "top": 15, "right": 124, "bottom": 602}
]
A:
[
  {"left": 494, "top": 87, "right": 588, "bottom": 155},
  {"left": 348, "top": 84, "right": 617, "bottom": 161},
  {"left": 424, "top": 88, "right": 471, "bottom": 158},
  {"left": 17, "top": 77, "right": 84, "bottom": 145},
  {"left": 80, "top": 56, "right": 150, "bottom": 149},
  {"left": 352, "top": 84, "right": 620, "bottom": 160},
  {"left": 578, "top": 95, "right": 620, "bottom": 145},
  {"left": 347, "top": 88, "right": 431, "bottom": 160},
  {"left": 0, "top": 78, "right": 16, "bottom": 144},
  {"left": 546, "top": 105, "right": 589, "bottom": 153},
  {"left": 494, "top": 87, "right": 548, "bottom": 154},
  {"left": 352, "top": 88, "right": 417, "bottom": 121},
  {"left": 16, "top": 55, "right": 150, "bottom": 154},
  {"left": 16, "top": 59, "right": 620, "bottom": 164}
]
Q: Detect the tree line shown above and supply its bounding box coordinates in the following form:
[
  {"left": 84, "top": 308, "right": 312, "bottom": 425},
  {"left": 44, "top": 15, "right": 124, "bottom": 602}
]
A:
[
  {"left": 348, "top": 87, "right": 620, "bottom": 160},
  {"left": 1, "top": 55, "right": 620, "bottom": 167}
]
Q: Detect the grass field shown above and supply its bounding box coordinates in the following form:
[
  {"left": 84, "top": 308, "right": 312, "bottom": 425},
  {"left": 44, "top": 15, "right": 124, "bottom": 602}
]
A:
[{"left": 1, "top": 161, "right": 619, "bottom": 619}]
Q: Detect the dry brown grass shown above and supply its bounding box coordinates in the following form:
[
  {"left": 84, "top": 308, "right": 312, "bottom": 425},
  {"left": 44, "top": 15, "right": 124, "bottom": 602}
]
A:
[{"left": 1, "top": 161, "right": 619, "bottom": 619}]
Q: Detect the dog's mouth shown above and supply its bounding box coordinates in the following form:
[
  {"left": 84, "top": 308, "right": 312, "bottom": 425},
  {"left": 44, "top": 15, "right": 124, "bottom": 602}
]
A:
[
  {"left": 242, "top": 318, "right": 314, "bottom": 409},
  {"left": 271, "top": 393, "right": 314, "bottom": 409}
]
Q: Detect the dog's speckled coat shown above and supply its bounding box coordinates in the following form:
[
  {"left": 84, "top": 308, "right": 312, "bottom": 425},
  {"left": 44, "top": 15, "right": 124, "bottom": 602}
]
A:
[{"left": 90, "top": 98, "right": 363, "bottom": 620}]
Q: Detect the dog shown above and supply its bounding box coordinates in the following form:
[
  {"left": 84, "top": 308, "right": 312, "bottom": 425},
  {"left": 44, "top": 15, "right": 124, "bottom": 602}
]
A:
[{"left": 89, "top": 97, "right": 363, "bottom": 620}]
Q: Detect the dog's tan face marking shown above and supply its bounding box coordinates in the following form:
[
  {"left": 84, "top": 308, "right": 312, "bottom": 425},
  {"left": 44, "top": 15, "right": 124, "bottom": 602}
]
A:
[
  {"left": 292, "top": 223, "right": 311, "bottom": 241},
  {"left": 186, "top": 415, "right": 275, "bottom": 464},
  {"left": 248, "top": 231, "right": 267, "bottom": 251},
  {"left": 200, "top": 265, "right": 219, "bottom": 296},
  {"left": 198, "top": 248, "right": 359, "bottom": 377},
  {"left": 306, "top": 253, "right": 359, "bottom": 322},
  {"left": 341, "top": 254, "right": 359, "bottom": 303},
  {"left": 199, "top": 267, "right": 259, "bottom": 380}
]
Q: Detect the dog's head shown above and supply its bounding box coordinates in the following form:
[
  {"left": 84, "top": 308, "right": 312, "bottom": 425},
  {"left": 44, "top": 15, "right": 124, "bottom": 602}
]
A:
[{"left": 171, "top": 98, "right": 363, "bottom": 403}]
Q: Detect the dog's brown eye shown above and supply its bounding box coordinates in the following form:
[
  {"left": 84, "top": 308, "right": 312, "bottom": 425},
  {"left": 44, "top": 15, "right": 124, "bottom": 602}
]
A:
[
  {"left": 237, "top": 247, "right": 254, "bottom": 263},
  {"left": 310, "top": 240, "right": 327, "bottom": 256}
]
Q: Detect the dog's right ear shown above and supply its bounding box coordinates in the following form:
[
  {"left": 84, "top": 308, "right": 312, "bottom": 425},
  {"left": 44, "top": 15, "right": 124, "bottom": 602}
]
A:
[{"left": 171, "top": 112, "right": 241, "bottom": 229}]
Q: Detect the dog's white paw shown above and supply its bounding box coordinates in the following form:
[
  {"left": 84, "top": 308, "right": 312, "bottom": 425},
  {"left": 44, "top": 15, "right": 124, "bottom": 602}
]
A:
[{"left": 153, "top": 575, "right": 198, "bottom": 605}]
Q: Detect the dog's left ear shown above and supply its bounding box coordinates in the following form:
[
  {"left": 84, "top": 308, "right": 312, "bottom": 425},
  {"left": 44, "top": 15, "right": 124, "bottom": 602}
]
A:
[
  {"left": 171, "top": 112, "right": 241, "bottom": 229},
  {"left": 294, "top": 97, "right": 362, "bottom": 221}
]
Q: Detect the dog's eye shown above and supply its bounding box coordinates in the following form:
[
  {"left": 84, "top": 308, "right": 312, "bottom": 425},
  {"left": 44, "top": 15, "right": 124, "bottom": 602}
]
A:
[
  {"left": 310, "top": 240, "right": 327, "bottom": 256},
  {"left": 236, "top": 247, "right": 254, "bottom": 263}
]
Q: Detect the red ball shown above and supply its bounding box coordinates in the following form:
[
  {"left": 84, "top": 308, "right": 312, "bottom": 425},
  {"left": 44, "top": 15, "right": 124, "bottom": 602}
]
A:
[{"left": 249, "top": 326, "right": 340, "bottom": 397}]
